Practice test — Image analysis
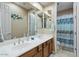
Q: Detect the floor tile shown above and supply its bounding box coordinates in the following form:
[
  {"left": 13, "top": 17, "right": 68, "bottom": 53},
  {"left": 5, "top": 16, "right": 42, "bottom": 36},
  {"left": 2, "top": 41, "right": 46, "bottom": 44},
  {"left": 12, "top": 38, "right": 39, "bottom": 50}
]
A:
[{"left": 49, "top": 49, "right": 75, "bottom": 57}]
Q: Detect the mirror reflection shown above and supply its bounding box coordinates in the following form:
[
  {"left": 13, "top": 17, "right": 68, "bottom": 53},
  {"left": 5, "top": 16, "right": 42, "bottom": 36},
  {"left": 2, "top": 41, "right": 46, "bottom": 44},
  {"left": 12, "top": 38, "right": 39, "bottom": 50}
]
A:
[{"left": 0, "top": 2, "right": 54, "bottom": 42}]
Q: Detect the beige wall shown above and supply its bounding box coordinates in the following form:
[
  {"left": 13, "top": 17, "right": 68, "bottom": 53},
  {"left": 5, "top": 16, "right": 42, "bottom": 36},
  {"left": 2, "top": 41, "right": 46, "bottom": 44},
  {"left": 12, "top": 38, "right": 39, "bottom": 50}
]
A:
[
  {"left": 8, "top": 3, "right": 28, "bottom": 38},
  {"left": 57, "top": 8, "right": 73, "bottom": 16}
]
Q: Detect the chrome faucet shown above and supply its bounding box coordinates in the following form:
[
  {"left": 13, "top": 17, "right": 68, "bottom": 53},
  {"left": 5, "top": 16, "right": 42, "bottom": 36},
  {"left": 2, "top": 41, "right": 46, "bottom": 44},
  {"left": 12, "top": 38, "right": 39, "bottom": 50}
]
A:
[
  {"left": 18, "top": 39, "right": 21, "bottom": 44},
  {"left": 13, "top": 39, "right": 22, "bottom": 46}
]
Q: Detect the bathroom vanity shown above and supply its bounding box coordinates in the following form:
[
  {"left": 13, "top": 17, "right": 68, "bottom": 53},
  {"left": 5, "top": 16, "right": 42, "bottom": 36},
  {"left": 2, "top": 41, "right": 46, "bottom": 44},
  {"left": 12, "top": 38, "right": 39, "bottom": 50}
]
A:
[
  {"left": 0, "top": 34, "right": 55, "bottom": 57},
  {"left": 19, "top": 37, "right": 54, "bottom": 57},
  {"left": 0, "top": 2, "right": 57, "bottom": 57}
]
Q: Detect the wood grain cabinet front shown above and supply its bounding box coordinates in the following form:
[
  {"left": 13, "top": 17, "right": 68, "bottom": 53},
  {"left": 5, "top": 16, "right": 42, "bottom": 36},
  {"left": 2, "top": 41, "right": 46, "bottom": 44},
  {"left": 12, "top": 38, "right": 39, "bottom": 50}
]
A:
[
  {"left": 43, "top": 41, "right": 49, "bottom": 57},
  {"left": 47, "top": 40, "right": 51, "bottom": 54},
  {"left": 48, "top": 38, "right": 55, "bottom": 54},
  {"left": 51, "top": 38, "right": 55, "bottom": 52},
  {"left": 34, "top": 44, "right": 43, "bottom": 57},
  {"left": 19, "top": 48, "right": 37, "bottom": 57},
  {"left": 34, "top": 50, "right": 42, "bottom": 57},
  {"left": 19, "top": 38, "right": 55, "bottom": 57}
]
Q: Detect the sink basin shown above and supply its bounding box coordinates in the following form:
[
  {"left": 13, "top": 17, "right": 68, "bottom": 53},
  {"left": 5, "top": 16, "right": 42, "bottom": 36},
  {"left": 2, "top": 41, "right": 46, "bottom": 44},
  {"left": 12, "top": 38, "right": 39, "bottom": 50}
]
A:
[
  {"left": 12, "top": 43, "right": 30, "bottom": 51},
  {"left": 12, "top": 37, "right": 39, "bottom": 51},
  {"left": 0, "top": 36, "right": 40, "bottom": 54}
]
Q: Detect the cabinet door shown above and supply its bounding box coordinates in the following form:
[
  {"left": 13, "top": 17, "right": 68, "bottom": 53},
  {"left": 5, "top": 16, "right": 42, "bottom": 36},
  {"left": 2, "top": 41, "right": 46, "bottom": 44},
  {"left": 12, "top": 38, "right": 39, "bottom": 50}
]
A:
[
  {"left": 47, "top": 40, "right": 51, "bottom": 54},
  {"left": 51, "top": 39, "right": 55, "bottom": 52},
  {"left": 48, "top": 39, "right": 54, "bottom": 54},
  {"left": 49, "top": 40, "right": 52, "bottom": 54},
  {"left": 43, "top": 46, "right": 48, "bottom": 57},
  {"left": 43, "top": 42, "right": 49, "bottom": 57},
  {"left": 35, "top": 44, "right": 43, "bottom": 57}
]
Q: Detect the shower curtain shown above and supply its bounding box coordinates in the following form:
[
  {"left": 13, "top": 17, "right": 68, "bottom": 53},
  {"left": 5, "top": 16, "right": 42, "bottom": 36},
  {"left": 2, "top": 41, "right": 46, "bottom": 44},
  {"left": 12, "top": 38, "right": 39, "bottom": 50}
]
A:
[{"left": 57, "top": 14, "right": 74, "bottom": 50}]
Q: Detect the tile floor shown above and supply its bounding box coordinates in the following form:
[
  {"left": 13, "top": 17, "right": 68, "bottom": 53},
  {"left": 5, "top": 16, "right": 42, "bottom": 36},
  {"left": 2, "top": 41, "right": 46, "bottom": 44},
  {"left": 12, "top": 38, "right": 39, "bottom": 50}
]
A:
[{"left": 49, "top": 49, "right": 75, "bottom": 57}]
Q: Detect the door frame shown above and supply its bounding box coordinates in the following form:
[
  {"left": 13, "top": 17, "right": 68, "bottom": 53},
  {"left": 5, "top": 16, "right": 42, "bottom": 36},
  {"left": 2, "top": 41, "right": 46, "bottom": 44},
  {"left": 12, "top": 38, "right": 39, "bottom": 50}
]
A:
[{"left": 73, "top": 2, "right": 77, "bottom": 56}]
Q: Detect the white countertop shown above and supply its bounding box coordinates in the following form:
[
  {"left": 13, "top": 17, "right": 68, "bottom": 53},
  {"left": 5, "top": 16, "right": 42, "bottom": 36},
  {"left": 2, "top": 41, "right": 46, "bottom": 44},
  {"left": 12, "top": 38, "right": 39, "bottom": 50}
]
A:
[{"left": 0, "top": 34, "right": 53, "bottom": 57}]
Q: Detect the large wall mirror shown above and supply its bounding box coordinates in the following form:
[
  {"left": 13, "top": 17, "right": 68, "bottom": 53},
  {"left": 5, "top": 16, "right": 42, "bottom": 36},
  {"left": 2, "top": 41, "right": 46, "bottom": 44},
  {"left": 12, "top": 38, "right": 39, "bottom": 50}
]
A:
[
  {"left": 0, "top": 3, "right": 54, "bottom": 42},
  {"left": 36, "top": 11, "right": 54, "bottom": 34},
  {"left": 36, "top": 12, "right": 53, "bottom": 29}
]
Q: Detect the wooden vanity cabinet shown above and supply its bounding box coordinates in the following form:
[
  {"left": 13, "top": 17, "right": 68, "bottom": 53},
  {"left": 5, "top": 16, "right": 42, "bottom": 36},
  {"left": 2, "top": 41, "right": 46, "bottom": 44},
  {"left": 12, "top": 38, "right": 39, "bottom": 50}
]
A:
[
  {"left": 48, "top": 40, "right": 51, "bottom": 54},
  {"left": 19, "top": 47, "right": 37, "bottom": 57},
  {"left": 34, "top": 44, "right": 43, "bottom": 57},
  {"left": 50, "top": 39, "right": 53, "bottom": 53},
  {"left": 43, "top": 41, "right": 49, "bottom": 57},
  {"left": 48, "top": 38, "right": 55, "bottom": 54},
  {"left": 47, "top": 38, "right": 55, "bottom": 55},
  {"left": 51, "top": 38, "right": 55, "bottom": 52},
  {"left": 19, "top": 38, "right": 55, "bottom": 57}
]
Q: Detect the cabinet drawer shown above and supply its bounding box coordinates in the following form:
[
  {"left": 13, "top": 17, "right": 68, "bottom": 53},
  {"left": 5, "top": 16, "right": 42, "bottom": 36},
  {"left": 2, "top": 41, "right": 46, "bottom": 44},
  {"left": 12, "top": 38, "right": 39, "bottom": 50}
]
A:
[{"left": 20, "top": 48, "right": 37, "bottom": 57}]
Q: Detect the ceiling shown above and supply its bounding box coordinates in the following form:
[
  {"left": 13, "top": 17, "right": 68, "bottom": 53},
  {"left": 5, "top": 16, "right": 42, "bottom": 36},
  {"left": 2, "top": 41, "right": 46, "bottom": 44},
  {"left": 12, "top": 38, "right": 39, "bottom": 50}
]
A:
[
  {"left": 11, "top": 2, "right": 73, "bottom": 17},
  {"left": 39, "top": 2, "right": 53, "bottom": 8},
  {"left": 10, "top": 2, "right": 73, "bottom": 12},
  {"left": 57, "top": 2, "right": 73, "bottom": 12},
  {"left": 13, "top": 2, "right": 35, "bottom": 10},
  {"left": 13, "top": 2, "right": 53, "bottom": 10}
]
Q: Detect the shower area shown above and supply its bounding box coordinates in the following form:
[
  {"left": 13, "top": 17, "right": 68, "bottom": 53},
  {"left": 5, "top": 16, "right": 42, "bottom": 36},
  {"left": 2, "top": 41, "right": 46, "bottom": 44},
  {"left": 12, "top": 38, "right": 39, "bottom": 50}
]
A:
[{"left": 57, "top": 2, "right": 74, "bottom": 52}]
